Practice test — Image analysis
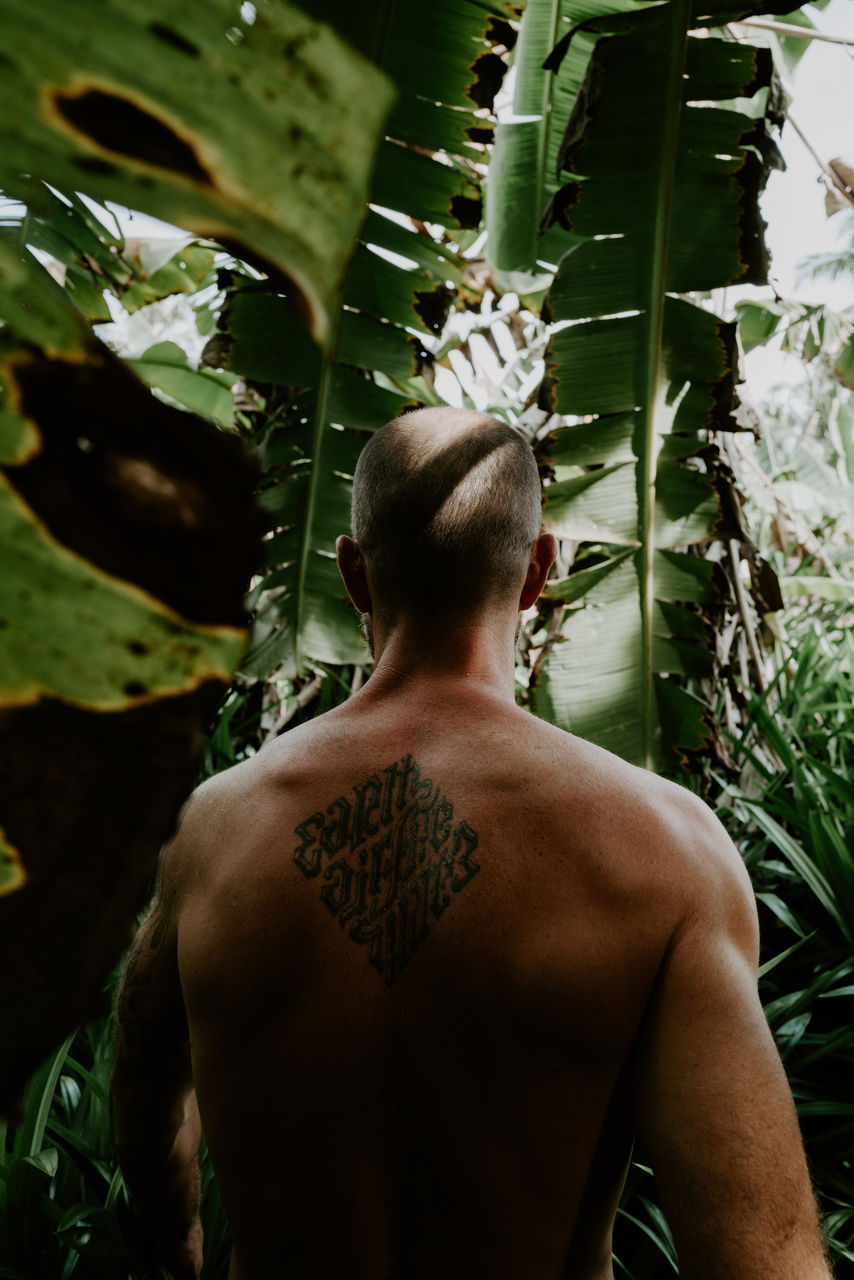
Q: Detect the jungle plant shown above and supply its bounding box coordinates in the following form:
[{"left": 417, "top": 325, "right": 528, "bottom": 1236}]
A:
[
  {"left": 0, "top": 0, "right": 393, "bottom": 1111},
  {"left": 718, "top": 605, "right": 854, "bottom": 1273},
  {"left": 0, "top": 1017, "right": 232, "bottom": 1280},
  {"left": 1, "top": 0, "right": 848, "bottom": 1275}
]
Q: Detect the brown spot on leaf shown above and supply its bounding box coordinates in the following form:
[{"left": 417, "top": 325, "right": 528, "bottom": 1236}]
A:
[
  {"left": 7, "top": 348, "right": 262, "bottom": 626},
  {"left": 751, "top": 555, "right": 784, "bottom": 614},
  {"left": 413, "top": 285, "right": 454, "bottom": 335},
  {"left": 466, "top": 125, "right": 494, "bottom": 146},
  {"left": 542, "top": 183, "right": 582, "bottom": 235},
  {"left": 149, "top": 22, "right": 200, "bottom": 57},
  {"left": 537, "top": 345, "right": 560, "bottom": 414},
  {"left": 200, "top": 332, "right": 234, "bottom": 371},
  {"left": 707, "top": 320, "right": 738, "bottom": 431},
  {"left": 467, "top": 51, "right": 507, "bottom": 112},
  {"left": 449, "top": 194, "right": 482, "bottom": 229},
  {"left": 486, "top": 17, "right": 518, "bottom": 50},
  {"left": 51, "top": 87, "right": 211, "bottom": 184},
  {"left": 410, "top": 336, "right": 435, "bottom": 381},
  {"left": 733, "top": 122, "right": 779, "bottom": 287},
  {"left": 72, "top": 156, "right": 117, "bottom": 177}
]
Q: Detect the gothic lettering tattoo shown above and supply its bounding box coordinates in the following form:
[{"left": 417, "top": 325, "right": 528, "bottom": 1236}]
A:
[{"left": 293, "top": 755, "right": 480, "bottom": 985}]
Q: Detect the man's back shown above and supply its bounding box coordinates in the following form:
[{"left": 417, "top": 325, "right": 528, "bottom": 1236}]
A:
[
  {"left": 112, "top": 409, "right": 830, "bottom": 1280},
  {"left": 170, "top": 679, "right": 798, "bottom": 1279}
]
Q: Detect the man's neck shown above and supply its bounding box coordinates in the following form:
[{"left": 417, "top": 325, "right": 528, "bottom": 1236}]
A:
[{"left": 362, "top": 608, "right": 520, "bottom": 705}]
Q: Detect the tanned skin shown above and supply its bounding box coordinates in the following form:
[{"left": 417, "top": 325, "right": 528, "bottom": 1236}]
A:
[{"left": 113, "top": 422, "right": 831, "bottom": 1280}]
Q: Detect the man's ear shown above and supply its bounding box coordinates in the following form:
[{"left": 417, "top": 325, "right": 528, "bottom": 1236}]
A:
[
  {"left": 519, "top": 533, "right": 556, "bottom": 610},
  {"left": 337, "top": 536, "right": 373, "bottom": 613}
]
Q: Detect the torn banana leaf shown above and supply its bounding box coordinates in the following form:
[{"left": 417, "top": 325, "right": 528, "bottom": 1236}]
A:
[
  {"left": 222, "top": 0, "right": 521, "bottom": 676},
  {"left": 526, "top": 1, "right": 785, "bottom": 768},
  {"left": 0, "top": 238, "right": 261, "bottom": 1115},
  {"left": 0, "top": 0, "right": 395, "bottom": 344}
]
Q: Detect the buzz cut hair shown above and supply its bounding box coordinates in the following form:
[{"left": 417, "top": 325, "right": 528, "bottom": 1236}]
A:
[{"left": 351, "top": 407, "right": 543, "bottom": 616}]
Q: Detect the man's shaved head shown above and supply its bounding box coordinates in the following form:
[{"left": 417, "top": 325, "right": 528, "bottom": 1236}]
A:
[{"left": 351, "top": 407, "right": 542, "bottom": 617}]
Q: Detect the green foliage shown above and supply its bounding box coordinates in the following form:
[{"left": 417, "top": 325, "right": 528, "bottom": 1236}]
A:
[
  {"left": 487, "top": 0, "right": 635, "bottom": 277},
  {"left": 222, "top": 0, "right": 518, "bottom": 679},
  {"left": 735, "top": 294, "right": 854, "bottom": 598},
  {"left": 1, "top": 185, "right": 220, "bottom": 326},
  {"left": 0, "top": 0, "right": 395, "bottom": 1107},
  {"left": 760, "top": 1, "right": 833, "bottom": 77},
  {"left": 0, "top": 0, "right": 395, "bottom": 344},
  {"left": 522, "top": 2, "right": 786, "bottom": 769},
  {"left": 4, "top": 0, "right": 792, "bottom": 769},
  {"left": 736, "top": 296, "right": 854, "bottom": 388},
  {"left": 716, "top": 608, "right": 854, "bottom": 1271},
  {"left": 608, "top": 607, "right": 854, "bottom": 1276},
  {"left": 0, "top": 1020, "right": 231, "bottom": 1280},
  {"left": 0, "top": 472, "right": 245, "bottom": 709},
  {"left": 126, "top": 341, "right": 237, "bottom": 428},
  {"left": 2, "top": 0, "right": 850, "bottom": 1273}
]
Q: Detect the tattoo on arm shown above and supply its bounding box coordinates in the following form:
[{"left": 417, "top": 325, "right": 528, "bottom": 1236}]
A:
[{"left": 293, "top": 754, "right": 480, "bottom": 986}]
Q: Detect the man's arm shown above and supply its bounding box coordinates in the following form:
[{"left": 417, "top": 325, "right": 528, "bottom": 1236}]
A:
[
  {"left": 111, "top": 802, "right": 203, "bottom": 1280},
  {"left": 631, "top": 794, "right": 831, "bottom": 1278}
]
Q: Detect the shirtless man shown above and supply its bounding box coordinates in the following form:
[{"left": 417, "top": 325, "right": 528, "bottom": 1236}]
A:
[{"left": 111, "top": 408, "right": 831, "bottom": 1279}]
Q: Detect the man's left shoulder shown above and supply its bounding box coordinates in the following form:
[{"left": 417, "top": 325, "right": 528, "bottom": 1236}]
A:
[{"left": 166, "top": 754, "right": 269, "bottom": 878}]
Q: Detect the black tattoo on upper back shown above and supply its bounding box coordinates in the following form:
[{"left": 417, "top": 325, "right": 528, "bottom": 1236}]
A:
[{"left": 293, "top": 754, "right": 480, "bottom": 986}]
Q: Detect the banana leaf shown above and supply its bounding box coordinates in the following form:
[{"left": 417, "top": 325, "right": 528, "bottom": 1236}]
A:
[
  {"left": 0, "top": 0, "right": 395, "bottom": 344},
  {"left": 521, "top": 0, "right": 788, "bottom": 768},
  {"left": 0, "top": 232, "right": 262, "bottom": 1113},
  {"left": 487, "top": 0, "right": 639, "bottom": 275},
  {"left": 487, "top": 0, "right": 802, "bottom": 275},
  {"left": 7, "top": 177, "right": 224, "bottom": 322},
  {"left": 126, "top": 341, "right": 237, "bottom": 427},
  {"left": 0, "top": 0, "right": 399, "bottom": 1051},
  {"left": 221, "top": 0, "right": 523, "bottom": 677}
]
